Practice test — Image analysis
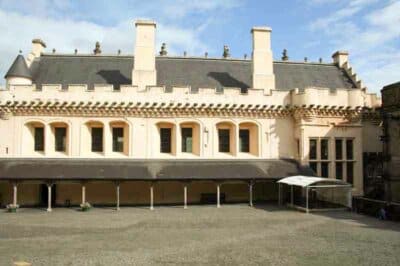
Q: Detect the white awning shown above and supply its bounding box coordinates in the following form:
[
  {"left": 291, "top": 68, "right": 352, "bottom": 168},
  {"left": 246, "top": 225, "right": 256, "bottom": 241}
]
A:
[{"left": 277, "top": 175, "right": 350, "bottom": 187}]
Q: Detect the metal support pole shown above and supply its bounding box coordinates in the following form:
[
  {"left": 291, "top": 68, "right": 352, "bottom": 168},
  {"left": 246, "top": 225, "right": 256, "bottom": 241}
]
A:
[
  {"left": 81, "top": 183, "right": 86, "bottom": 205},
  {"left": 249, "top": 181, "right": 253, "bottom": 207},
  {"left": 291, "top": 185, "right": 294, "bottom": 206},
  {"left": 306, "top": 187, "right": 309, "bottom": 213},
  {"left": 278, "top": 183, "right": 281, "bottom": 206},
  {"left": 12, "top": 182, "right": 17, "bottom": 206},
  {"left": 217, "top": 183, "right": 221, "bottom": 208},
  {"left": 116, "top": 182, "right": 120, "bottom": 211},
  {"left": 150, "top": 183, "right": 154, "bottom": 210},
  {"left": 183, "top": 184, "right": 188, "bottom": 209},
  {"left": 47, "top": 183, "right": 52, "bottom": 212}
]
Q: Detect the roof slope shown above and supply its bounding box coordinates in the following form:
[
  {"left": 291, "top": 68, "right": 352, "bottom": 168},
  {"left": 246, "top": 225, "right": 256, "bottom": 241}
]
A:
[
  {"left": 0, "top": 158, "right": 314, "bottom": 180},
  {"left": 30, "top": 55, "right": 356, "bottom": 90},
  {"left": 5, "top": 54, "right": 32, "bottom": 79}
]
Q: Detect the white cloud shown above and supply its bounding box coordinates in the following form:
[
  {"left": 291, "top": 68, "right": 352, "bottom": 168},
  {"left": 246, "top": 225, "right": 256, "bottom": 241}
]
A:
[
  {"left": 0, "top": 0, "right": 241, "bottom": 85},
  {"left": 309, "top": 0, "right": 400, "bottom": 93}
]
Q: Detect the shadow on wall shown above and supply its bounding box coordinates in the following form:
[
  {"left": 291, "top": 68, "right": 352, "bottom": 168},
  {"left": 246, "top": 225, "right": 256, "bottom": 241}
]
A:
[
  {"left": 97, "top": 70, "right": 131, "bottom": 90},
  {"left": 207, "top": 72, "right": 250, "bottom": 93}
]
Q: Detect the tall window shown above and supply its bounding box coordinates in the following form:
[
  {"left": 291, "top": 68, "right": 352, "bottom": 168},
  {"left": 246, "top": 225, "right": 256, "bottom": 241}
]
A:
[
  {"left": 218, "top": 129, "right": 230, "bottom": 152},
  {"left": 335, "top": 138, "right": 355, "bottom": 184},
  {"left": 160, "top": 128, "right": 171, "bottom": 153},
  {"left": 112, "top": 127, "right": 124, "bottom": 152},
  {"left": 239, "top": 129, "right": 250, "bottom": 153},
  {"left": 91, "top": 127, "right": 103, "bottom": 152},
  {"left": 308, "top": 138, "right": 329, "bottom": 178},
  {"left": 34, "top": 127, "right": 44, "bottom": 151},
  {"left": 181, "top": 128, "right": 193, "bottom": 153},
  {"left": 55, "top": 127, "right": 66, "bottom": 152}
]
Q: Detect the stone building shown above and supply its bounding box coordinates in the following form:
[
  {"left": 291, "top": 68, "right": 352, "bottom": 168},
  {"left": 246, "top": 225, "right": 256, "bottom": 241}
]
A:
[
  {"left": 381, "top": 82, "right": 400, "bottom": 202},
  {"left": 0, "top": 20, "right": 381, "bottom": 210}
]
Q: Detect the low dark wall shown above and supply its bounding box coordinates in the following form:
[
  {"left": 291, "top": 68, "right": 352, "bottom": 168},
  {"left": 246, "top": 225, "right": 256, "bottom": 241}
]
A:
[{"left": 353, "top": 197, "right": 400, "bottom": 221}]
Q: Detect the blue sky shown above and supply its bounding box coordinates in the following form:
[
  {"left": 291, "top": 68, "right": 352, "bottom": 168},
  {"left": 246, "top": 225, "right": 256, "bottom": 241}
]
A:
[{"left": 0, "top": 0, "right": 399, "bottom": 93}]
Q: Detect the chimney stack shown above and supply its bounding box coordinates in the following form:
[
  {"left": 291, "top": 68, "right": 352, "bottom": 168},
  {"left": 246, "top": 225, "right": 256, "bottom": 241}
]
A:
[
  {"left": 251, "top": 27, "right": 275, "bottom": 92},
  {"left": 332, "top": 50, "right": 349, "bottom": 67},
  {"left": 132, "top": 20, "right": 156, "bottom": 89},
  {"left": 26, "top": 38, "right": 46, "bottom": 67}
]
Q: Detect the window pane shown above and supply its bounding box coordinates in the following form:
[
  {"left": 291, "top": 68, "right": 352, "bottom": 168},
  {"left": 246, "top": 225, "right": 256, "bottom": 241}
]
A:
[
  {"left": 321, "top": 139, "right": 329, "bottom": 160},
  {"left": 239, "top": 129, "right": 250, "bottom": 153},
  {"left": 309, "top": 139, "right": 317, "bottom": 160},
  {"left": 112, "top": 127, "right": 124, "bottom": 152},
  {"left": 160, "top": 128, "right": 171, "bottom": 153},
  {"left": 335, "top": 162, "right": 343, "bottom": 179},
  {"left": 218, "top": 129, "right": 230, "bottom": 153},
  {"left": 321, "top": 162, "right": 329, "bottom": 178},
  {"left": 346, "top": 139, "right": 353, "bottom": 160},
  {"left": 335, "top": 139, "right": 343, "bottom": 160},
  {"left": 91, "top": 127, "right": 103, "bottom": 152},
  {"left": 34, "top": 127, "right": 44, "bottom": 151},
  {"left": 309, "top": 162, "right": 317, "bottom": 174},
  {"left": 55, "top": 127, "right": 66, "bottom": 152},
  {"left": 347, "top": 162, "right": 354, "bottom": 184},
  {"left": 181, "top": 128, "right": 193, "bottom": 153}
]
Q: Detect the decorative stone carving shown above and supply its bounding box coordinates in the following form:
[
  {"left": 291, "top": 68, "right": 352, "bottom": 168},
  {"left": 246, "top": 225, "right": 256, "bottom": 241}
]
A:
[
  {"left": 281, "top": 49, "right": 288, "bottom": 61},
  {"left": 93, "top": 42, "right": 101, "bottom": 55},
  {"left": 0, "top": 111, "right": 11, "bottom": 120},
  {"left": 223, "top": 45, "right": 230, "bottom": 58},
  {"left": 159, "top": 43, "right": 167, "bottom": 56}
]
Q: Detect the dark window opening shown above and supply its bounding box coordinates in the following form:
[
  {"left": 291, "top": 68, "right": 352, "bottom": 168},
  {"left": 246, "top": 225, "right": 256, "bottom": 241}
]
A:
[
  {"left": 218, "top": 129, "right": 230, "bottom": 153},
  {"left": 34, "top": 127, "right": 44, "bottom": 151},
  {"left": 347, "top": 162, "right": 354, "bottom": 184},
  {"left": 91, "top": 127, "right": 103, "bottom": 152},
  {"left": 112, "top": 127, "right": 124, "bottom": 152},
  {"left": 309, "top": 139, "right": 317, "bottom": 160},
  {"left": 55, "top": 127, "right": 66, "bottom": 152},
  {"left": 239, "top": 129, "right": 250, "bottom": 153},
  {"left": 160, "top": 128, "right": 171, "bottom": 153},
  {"left": 321, "top": 139, "right": 329, "bottom": 160},
  {"left": 181, "top": 128, "right": 193, "bottom": 153},
  {"left": 335, "top": 139, "right": 343, "bottom": 160},
  {"left": 346, "top": 139, "right": 353, "bottom": 160},
  {"left": 335, "top": 162, "right": 343, "bottom": 179},
  {"left": 309, "top": 162, "right": 317, "bottom": 174},
  {"left": 321, "top": 162, "right": 329, "bottom": 178}
]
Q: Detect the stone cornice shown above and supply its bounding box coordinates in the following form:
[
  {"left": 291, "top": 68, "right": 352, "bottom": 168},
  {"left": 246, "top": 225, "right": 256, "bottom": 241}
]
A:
[{"left": 0, "top": 101, "right": 379, "bottom": 121}]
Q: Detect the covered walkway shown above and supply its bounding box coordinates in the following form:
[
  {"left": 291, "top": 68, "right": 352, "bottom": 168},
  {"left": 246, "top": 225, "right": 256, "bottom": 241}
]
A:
[{"left": 0, "top": 158, "right": 313, "bottom": 211}]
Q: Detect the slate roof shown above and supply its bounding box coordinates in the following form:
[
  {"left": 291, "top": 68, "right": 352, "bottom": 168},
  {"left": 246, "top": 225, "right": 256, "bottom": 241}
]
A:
[
  {"left": 5, "top": 54, "right": 32, "bottom": 79},
  {"left": 29, "top": 54, "right": 356, "bottom": 91},
  {"left": 0, "top": 158, "right": 313, "bottom": 180}
]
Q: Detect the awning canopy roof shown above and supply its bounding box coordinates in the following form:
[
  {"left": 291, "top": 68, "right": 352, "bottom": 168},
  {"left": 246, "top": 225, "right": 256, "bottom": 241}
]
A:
[
  {"left": 277, "top": 175, "right": 350, "bottom": 187},
  {"left": 0, "top": 159, "right": 314, "bottom": 181}
]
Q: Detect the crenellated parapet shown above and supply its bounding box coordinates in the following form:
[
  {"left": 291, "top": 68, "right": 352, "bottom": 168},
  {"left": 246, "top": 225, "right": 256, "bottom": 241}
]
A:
[
  {"left": 1, "top": 84, "right": 380, "bottom": 109},
  {"left": 0, "top": 84, "right": 381, "bottom": 121}
]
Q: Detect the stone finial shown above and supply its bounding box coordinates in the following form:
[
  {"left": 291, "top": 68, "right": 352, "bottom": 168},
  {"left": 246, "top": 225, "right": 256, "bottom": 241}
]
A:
[
  {"left": 19, "top": 50, "right": 22, "bottom": 54},
  {"left": 74, "top": 49, "right": 78, "bottom": 54},
  {"left": 52, "top": 48, "right": 56, "bottom": 54},
  {"left": 319, "top": 57, "right": 323, "bottom": 63},
  {"left": 183, "top": 51, "right": 187, "bottom": 57},
  {"left": 93, "top": 41, "right": 101, "bottom": 55},
  {"left": 304, "top": 57, "right": 308, "bottom": 62},
  {"left": 281, "top": 49, "right": 289, "bottom": 61},
  {"left": 223, "top": 45, "right": 230, "bottom": 58},
  {"left": 118, "top": 49, "right": 121, "bottom": 55},
  {"left": 244, "top": 54, "right": 247, "bottom": 59},
  {"left": 159, "top": 43, "right": 167, "bottom": 56}
]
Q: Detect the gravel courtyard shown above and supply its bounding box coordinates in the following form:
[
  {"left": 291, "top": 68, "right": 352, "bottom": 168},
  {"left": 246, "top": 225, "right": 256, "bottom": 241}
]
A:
[{"left": 1, "top": 204, "right": 399, "bottom": 266}]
